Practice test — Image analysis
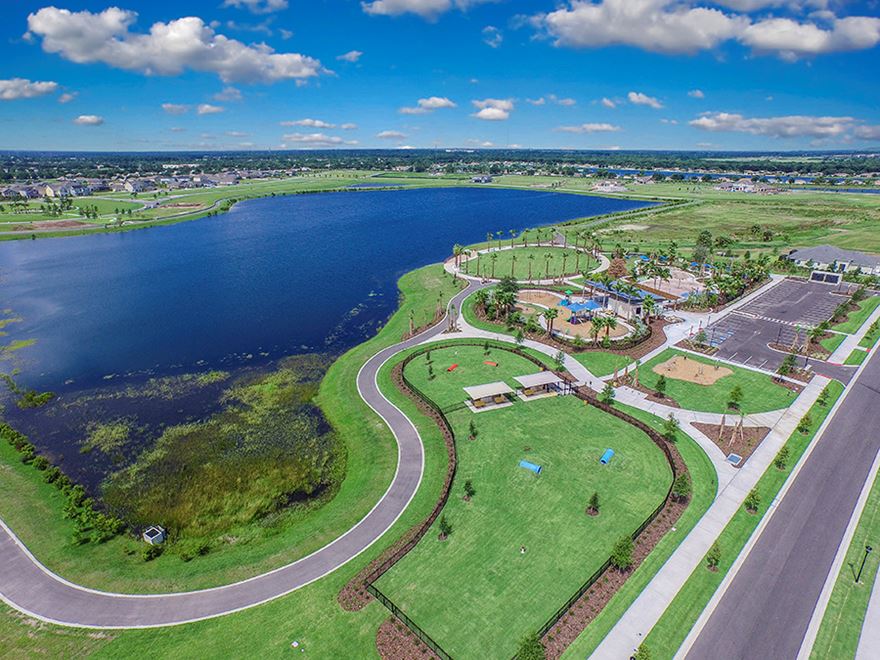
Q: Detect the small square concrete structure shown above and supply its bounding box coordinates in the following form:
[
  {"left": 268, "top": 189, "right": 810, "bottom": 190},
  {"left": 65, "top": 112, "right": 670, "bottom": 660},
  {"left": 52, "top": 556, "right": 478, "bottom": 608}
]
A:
[
  {"left": 143, "top": 525, "right": 166, "bottom": 546},
  {"left": 463, "top": 381, "right": 515, "bottom": 412},
  {"left": 514, "top": 371, "right": 563, "bottom": 400}
]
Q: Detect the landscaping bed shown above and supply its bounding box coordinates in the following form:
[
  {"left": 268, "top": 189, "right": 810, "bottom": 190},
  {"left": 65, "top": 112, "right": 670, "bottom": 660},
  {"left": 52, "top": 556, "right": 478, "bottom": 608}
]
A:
[
  {"left": 376, "top": 617, "right": 440, "bottom": 660},
  {"left": 692, "top": 422, "right": 771, "bottom": 465}
]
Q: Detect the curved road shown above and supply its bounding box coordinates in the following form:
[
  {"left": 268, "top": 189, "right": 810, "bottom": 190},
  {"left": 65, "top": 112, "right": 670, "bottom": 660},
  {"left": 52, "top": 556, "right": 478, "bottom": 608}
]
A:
[{"left": 0, "top": 281, "right": 481, "bottom": 628}]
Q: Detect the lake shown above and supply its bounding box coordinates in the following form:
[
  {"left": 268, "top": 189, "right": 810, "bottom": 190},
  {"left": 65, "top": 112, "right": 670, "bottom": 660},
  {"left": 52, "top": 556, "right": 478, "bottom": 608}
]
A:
[{"left": 0, "top": 187, "right": 654, "bottom": 392}]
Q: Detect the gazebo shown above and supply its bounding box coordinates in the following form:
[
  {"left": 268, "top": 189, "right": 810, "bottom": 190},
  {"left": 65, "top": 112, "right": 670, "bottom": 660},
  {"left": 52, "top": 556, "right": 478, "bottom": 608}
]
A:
[
  {"left": 463, "top": 381, "right": 515, "bottom": 411},
  {"left": 514, "top": 371, "right": 564, "bottom": 399},
  {"left": 565, "top": 299, "right": 601, "bottom": 324}
]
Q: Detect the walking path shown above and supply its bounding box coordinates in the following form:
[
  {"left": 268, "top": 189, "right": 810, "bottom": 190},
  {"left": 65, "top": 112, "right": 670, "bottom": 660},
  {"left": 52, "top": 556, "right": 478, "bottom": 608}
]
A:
[
  {"left": 828, "top": 300, "right": 880, "bottom": 363},
  {"left": 857, "top": 540, "right": 880, "bottom": 659}
]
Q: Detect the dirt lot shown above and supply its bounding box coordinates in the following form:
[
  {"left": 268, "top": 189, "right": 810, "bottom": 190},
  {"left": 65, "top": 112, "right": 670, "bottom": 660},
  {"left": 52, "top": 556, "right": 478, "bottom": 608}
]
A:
[{"left": 652, "top": 355, "right": 733, "bottom": 385}]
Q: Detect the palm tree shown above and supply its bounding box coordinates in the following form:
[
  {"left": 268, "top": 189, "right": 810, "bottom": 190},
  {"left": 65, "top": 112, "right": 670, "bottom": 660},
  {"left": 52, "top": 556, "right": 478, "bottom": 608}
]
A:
[
  {"left": 561, "top": 251, "right": 569, "bottom": 277},
  {"left": 574, "top": 248, "right": 581, "bottom": 273},
  {"left": 476, "top": 251, "right": 482, "bottom": 277},
  {"left": 497, "top": 230, "right": 504, "bottom": 250},
  {"left": 452, "top": 243, "right": 463, "bottom": 268},
  {"left": 474, "top": 289, "right": 489, "bottom": 312},
  {"left": 590, "top": 316, "right": 606, "bottom": 344},
  {"left": 486, "top": 232, "right": 493, "bottom": 250},
  {"left": 542, "top": 308, "right": 559, "bottom": 336},
  {"left": 527, "top": 254, "right": 535, "bottom": 281},
  {"left": 490, "top": 253, "right": 498, "bottom": 279},
  {"left": 509, "top": 229, "right": 516, "bottom": 248},
  {"left": 544, "top": 252, "right": 553, "bottom": 279},
  {"left": 642, "top": 295, "right": 657, "bottom": 321},
  {"left": 510, "top": 253, "right": 518, "bottom": 278},
  {"left": 604, "top": 315, "right": 618, "bottom": 339}
]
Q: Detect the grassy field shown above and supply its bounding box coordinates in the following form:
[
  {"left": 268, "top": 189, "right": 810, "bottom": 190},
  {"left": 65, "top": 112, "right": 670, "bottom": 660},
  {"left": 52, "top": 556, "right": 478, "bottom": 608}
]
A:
[
  {"left": 644, "top": 380, "right": 845, "bottom": 658},
  {"left": 810, "top": 470, "right": 880, "bottom": 660},
  {"left": 638, "top": 349, "right": 797, "bottom": 414},
  {"left": 377, "top": 390, "right": 671, "bottom": 658},
  {"left": 821, "top": 332, "right": 848, "bottom": 354},
  {"left": 574, "top": 351, "right": 636, "bottom": 377},
  {"left": 845, "top": 349, "right": 869, "bottom": 366},
  {"left": 0, "top": 264, "right": 463, "bottom": 594},
  {"left": 465, "top": 246, "right": 596, "bottom": 281},
  {"left": 861, "top": 331, "right": 880, "bottom": 349},
  {"left": 833, "top": 296, "right": 880, "bottom": 335},
  {"left": 560, "top": 402, "right": 717, "bottom": 658}
]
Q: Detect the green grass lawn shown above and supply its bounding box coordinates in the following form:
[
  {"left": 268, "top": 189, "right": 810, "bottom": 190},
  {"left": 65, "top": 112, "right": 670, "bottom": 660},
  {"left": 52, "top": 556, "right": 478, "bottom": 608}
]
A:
[
  {"left": 0, "top": 264, "right": 464, "bottom": 594},
  {"left": 644, "top": 380, "right": 845, "bottom": 659},
  {"left": 845, "top": 349, "right": 869, "bottom": 366},
  {"left": 466, "top": 246, "right": 595, "bottom": 281},
  {"left": 860, "top": 332, "right": 880, "bottom": 349},
  {"left": 403, "top": 344, "right": 544, "bottom": 409},
  {"left": 833, "top": 296, "right": 880, "bottom": 335},
  {"left": 811, "top": 469, "right": 880, "bottom": 660},
  {"left": 376, "top": 393, "right": 671, "bottom": 658},
  {"left": 638, "top": 349, "right": 797, "bottom": 414},
  {"left": 573, "top": 351, "right": 636, "bottom": 377},
  {"left": 821, "top": 332, "right": 848, "bottom": 354}
]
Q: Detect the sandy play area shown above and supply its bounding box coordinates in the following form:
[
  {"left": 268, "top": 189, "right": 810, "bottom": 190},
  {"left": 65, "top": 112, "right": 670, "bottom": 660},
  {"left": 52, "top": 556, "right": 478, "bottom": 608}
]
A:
[
  {"left": 642, "top": 267, "right": 703, "bottom": 299},
  {"left": 516, "top": 290, "right": 630, "bottom": 340},
  {"left": 652, "top": 355, "right": 732, "bottom": 385}
]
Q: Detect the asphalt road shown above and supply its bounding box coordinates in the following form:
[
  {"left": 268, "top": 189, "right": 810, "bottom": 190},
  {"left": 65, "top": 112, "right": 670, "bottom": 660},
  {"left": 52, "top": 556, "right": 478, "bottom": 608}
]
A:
[
  {"left": 686, "top": 347, "right": 880, "bottom": 660},
  {"left": 0, "top": 280, "right": 479, "bottom": 628}
]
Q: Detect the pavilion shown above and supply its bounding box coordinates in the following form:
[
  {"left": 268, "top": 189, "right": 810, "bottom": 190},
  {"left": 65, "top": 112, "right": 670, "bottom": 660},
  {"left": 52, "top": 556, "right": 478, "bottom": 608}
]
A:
[{"left": 463, "top": 381, "right": 515, "bottom": 412}]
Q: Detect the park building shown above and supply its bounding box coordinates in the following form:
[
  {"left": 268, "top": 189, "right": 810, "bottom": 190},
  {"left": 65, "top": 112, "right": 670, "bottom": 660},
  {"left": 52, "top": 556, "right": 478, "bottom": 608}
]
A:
[{"left": 785, "top": 245, "right": 880, "bottom": 276}]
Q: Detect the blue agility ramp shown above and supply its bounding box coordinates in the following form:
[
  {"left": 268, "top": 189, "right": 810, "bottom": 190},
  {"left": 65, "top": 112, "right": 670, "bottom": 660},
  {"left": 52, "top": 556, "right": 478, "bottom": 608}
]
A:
[
  {"left": 519, "top": 460, "right": 542, "bottom": 475},
  {"left": 600, "top": 449, "right": 615, "bottom": 465}
]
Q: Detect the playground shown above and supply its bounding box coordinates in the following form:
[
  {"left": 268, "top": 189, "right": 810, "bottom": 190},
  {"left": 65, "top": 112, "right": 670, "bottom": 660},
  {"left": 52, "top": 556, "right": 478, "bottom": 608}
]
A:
[
  {"left": 639, "top": 267, "right": 703, "bottom": 300},
  {"left": 517, "top": 289, "right": 631, "bottom": 340},
  {"left": 637, "top": 349, "right": 796, "bottom": 414},
  {"left": 374, "top": 393, "right": 671, "bottom": 658}
]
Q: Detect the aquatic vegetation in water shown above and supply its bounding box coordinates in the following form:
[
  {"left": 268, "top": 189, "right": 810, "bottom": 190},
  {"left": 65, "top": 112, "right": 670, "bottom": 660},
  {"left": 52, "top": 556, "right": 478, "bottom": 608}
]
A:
[
  {"left": 0, "top": 372, "right": 55, "bottom": 409},
  {"left": 81, "top": 419, "right": 134, "bottom": 456}
]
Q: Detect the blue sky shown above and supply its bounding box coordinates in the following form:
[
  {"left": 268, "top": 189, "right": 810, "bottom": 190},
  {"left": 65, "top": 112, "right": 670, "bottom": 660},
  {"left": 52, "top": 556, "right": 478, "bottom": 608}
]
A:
[{"left": 1, "top": 0, "right": 879, "bottom": 151}]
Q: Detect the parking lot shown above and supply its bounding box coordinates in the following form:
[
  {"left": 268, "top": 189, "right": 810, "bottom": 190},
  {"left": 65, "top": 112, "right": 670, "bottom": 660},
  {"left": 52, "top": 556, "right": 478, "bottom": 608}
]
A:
[{"left": 703, "top": 278, "right": 857, "bottom": 382}]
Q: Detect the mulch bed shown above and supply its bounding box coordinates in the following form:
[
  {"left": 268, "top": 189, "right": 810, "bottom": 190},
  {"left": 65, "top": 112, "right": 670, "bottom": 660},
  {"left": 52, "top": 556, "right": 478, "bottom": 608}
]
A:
[
  {"left": 338, "top": 360, "right": 457, "bottom": 612},
  {"left": 541, "top": 496, "right": 688, "bottom": 659},
  {"left": 768, "top": 341, "right": 831, "bottom": 361},
  {"left": 692, "top": 421, "right": 771, "bottom": 465},
  {"left": 376, "top": 617, "right": 440, "bottom": 660},
  {"left": 613, "top": 375, "right": 680, "bottom": 408},
  {"left": 676, "top": 339, "right": 719, "bottom": 356}
]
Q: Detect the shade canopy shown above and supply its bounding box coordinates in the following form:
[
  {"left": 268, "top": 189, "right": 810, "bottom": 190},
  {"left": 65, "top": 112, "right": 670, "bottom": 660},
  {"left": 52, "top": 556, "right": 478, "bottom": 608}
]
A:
[
  {"left": 513, "top": 372, "right": 563, "bottom": 388},
  {"left": 463, "top": 381, "right": 515, "bottom": 400}
]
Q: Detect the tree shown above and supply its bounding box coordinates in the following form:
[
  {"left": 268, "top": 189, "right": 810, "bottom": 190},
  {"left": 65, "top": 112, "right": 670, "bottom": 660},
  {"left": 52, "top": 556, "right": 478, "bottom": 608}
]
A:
[
  {"left": 633, "top": 643, "right": 651, "bottom": 660},
  {"left": 611, "top": 534, "right": 634, "bottom": 571},
  {"left": 818, "top": 386, "right": 830, "bottom": 407},
  {"left": 694, "top": 329, "right": 708, "bottom": 347},
  {"left": 590, "top": 316, "right": 605, "bottom": 345},
  {"left": 468, "top": 419, "right": 478, "bottom": 441},
  {"left": 608, "top": 256, "right": 628, "bottom": 279},
  {"left": 662, "top": 413, "right": 679, "bottom": 441},
  {"left": 706, "top": 541, "right": 721, "bottom": 571},
  {"left": 744, "top": 488, "right": 760, "bottom": 513},
  {"left": 604, "top": 315, "right": 618, "bottom": 339},
  {"left": 727, "top": 384, "right": 743, "bottom": 411},
  {"left": 642, "top": 295, "right": 657, "bottom": 321},
  {"left": 672, "top": 473, "right": 691, "bottom": 501},
  {"left": 797, "top": 412, "right": 812, "bottom": 434},
  {"left": 778, "top": 352, "right": 797, "bottom": 376},
  {"left": 464, "top": 480, "right": 476, "bottom": 500},
  {"left": 515, "top": 329, "right": 525, "bottom": 346},
  {"left": 438, "top": 515, "right": 452, "bottom": 540},
  {"left": 774, "top": 445, "right": 790, "bottom": 470},
  {"left": 600, "top": 383, "right": 615, "bottom": 405},
  {"left": 554, "top": 349, "right": 566, "bottom": 371},
  {"left": 542, "top": 308, "right": 559, "bottom": 336},
  {"left": 515, "top": 633, "right": 546, "bottom": 660},
  {"left": 587, "top": 491, "right": 600, "bottom": 515},
  {"left": 655, "top": 374, "right": 667, "bottom": 398}
]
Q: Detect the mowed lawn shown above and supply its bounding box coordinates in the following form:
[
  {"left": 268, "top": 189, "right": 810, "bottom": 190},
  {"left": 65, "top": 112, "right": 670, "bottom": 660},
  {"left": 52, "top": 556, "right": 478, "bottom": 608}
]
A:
[
  {"left": 376, "top": 392, "right": 671, "bottom": 658},
  {"left": 404, "top": 344, "right": 545, "bottom": 409},
  {"left": 639, "top": 349, "right": 797, "bottom": 414},
  {"left": 832, "top": 295, "right": 880, "bottom": 335},
  {"left": 466, "top": 246, "right": 595, "bottom": 281},
  {"left": 574, "top": 351, "right": 635, "bottom": 378}
]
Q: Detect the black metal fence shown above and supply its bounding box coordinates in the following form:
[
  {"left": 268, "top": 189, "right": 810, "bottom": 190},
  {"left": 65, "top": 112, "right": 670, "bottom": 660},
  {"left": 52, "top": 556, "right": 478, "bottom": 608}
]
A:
[{"left": 367, "top": 583, "right": 452, "bottom": 659}]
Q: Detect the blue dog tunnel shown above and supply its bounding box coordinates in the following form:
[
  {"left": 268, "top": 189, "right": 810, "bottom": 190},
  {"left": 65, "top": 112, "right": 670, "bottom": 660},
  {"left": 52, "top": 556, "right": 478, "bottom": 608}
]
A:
[
  {"left": 600, "top": 449, "right": 615, "bottom": 465},
  {"left": 519, "top": 460, "right": 542, "bottom": 475}
]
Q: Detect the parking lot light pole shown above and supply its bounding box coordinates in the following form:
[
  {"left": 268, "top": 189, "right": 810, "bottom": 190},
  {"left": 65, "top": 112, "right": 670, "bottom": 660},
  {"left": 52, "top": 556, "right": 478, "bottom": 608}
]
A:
[{"left": 857, "top": 545, "right": 873, "bottom": 583}]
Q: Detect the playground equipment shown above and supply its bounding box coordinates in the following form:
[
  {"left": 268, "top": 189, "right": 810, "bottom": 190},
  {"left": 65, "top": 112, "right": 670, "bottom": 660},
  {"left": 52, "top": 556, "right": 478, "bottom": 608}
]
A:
[
  {"left": 447, "top": 364, "right": 458, "bottom": 372},
  {"left": 600, "top": 449, "right": 615, "bottom": 465},
  {"left": 519, "top": 460, "right": 542, "bottom": 475}
]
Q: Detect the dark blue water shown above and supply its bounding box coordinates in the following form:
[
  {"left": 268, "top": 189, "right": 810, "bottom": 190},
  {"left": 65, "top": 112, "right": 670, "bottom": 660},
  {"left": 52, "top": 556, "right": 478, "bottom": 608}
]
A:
[{"left": 0, "top": 187, "right": 653, "bottom": 390}]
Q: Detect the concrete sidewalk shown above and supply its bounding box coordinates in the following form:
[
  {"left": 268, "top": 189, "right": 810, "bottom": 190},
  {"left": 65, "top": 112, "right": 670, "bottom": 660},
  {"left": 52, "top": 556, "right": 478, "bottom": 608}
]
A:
[
  {"left": 591, "top": 374, "right": 829, "bottom": 660},
  {"left": 828, "top": 300, "right": 880, "bottom": 363}
]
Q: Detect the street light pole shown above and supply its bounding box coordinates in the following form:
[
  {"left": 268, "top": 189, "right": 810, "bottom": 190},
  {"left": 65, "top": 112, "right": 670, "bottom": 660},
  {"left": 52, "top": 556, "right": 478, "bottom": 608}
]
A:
[{"left": 857, "top": 545, "right": 873, "bottom": 583}]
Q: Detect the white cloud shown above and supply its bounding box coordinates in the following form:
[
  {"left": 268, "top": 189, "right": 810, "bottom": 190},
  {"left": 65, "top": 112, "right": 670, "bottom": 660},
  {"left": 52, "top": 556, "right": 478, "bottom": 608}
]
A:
[
  {"left": 282, "top": 132, "right": 358, "bottom": 147},
  {"left": 601, "top": 97, "right": 617, "bottom": 109},
  {"left": 341, "top": 122, "right": 358, "bottom": 130},
  {"left": 0, "top": 78, "right": 58, "bottom": 101},
  {"left": 688, "top": 89, "right": 705, "bottom": 98},
  {"left": 527, "top": 97, "right": 546, "bottom": 106},
  {"left": 854, "top": 125, "right": 880, "bottom": 140},
  {"left": 483, "top": 25, "right": 503, "bottom": 48},
  {"left": 162, "top": 103, "right": 190, "bottom": 115},
  {"left": 279, "top": 28, "right": 293, "bottom": 39},
  {"left": 537, "top": 0, "right": 747, "bottom": 54},
  {"left": 399, "top": 96, "right": 457, "bottom": 114},
  {"left": 740, "top": 16, "right": 880, "bottom": 60},
  {"left": 280, "top": 118, "right": 337, "bottom": 128},
  {"left": 58, "top": 92, "right": 78, "bottom": 104},
  {"left": 689, "top": 111, "right": 855, "bottom": 138},
  {"left": 628, "top": 91, "right": 664, "bottom": 109},
  {"left": 377, "top": 130, "right": 407, "bottom": 139},
  {"left": 73, "top": 114, "right": 104, "bottom": 126},
  {"left": 225, "top": 130, "right": 250, "bottom": 137},
  {"left": 361, "top": 0, "right": 495, "bottom": 19},
  {"left": 197, "top": 103, "right": 224, "bottom": 115},
  {"left": 337, "top": 50, "right": 364, "bottom": 62},
  {"left": 534, "top": 0, "right": 880, "bottom": 60},
  {"left": 660, "top": 118, "right": 679, "bottom": 124},
  {"left": 222, "top": 0, "right": 288, "bottom": 14},
  {"left": 472, "top": 98, "right": 514, "bottom": 120},
  {"left": 557, "top": 122, "right": 621, "bottom": 133},
  {"left": 529, "top": 94, "right": 576, "bottom": 107},
  {"left": 213, "top": 86, "right": 243, "bottom": 101},
  {"left": 27, "top": 7, "right": 324, "bottom": 84}
]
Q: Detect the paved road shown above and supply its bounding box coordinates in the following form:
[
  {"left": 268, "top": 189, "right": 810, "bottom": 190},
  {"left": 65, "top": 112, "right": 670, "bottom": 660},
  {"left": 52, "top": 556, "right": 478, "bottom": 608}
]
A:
[
  {"left": 686, "top": 348, "right": 880, "bottom": 660},
  {"left": 0, "top": 281, "right": 480, "bottom": 628}
]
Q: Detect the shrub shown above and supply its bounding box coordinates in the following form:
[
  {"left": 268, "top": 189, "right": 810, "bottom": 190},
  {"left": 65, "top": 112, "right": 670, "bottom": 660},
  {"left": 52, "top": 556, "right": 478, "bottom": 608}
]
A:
[
  {"left": 797, "top": 413, "right": 812, "bottom": 434},
  {"left": 588, "top": 491, "right": 600, "bottom": 515},
  {"left": 611, "top": 535, "right": 634, "bottom": 571},
  {"left": 634, "top": 643, "right": 652, "bottom": 660},
  {"left": 516, "top": 633, "right": 546, "bottom": 660},
  {"left": 599, "top": 383, "right": 616, "bottom": 405},
  {"left": 727, "top": 385, "right": 743, "bottom": 411},
  {"left": 662, "top": 413, "right": 679, "bottom": 441},
  {"left": 774, "top": 445, "right": 790, "bottom": 471},
  {"left": 744, "top": 488, "right": 761, "bottom": 513},
  {"left": 706, "top": 541, "right": 721, "bottom": 571},
  {"left": 672, "top": 473, "right": 692, "bottom": 502},
  {"left": 142, "top": 544, "right": 164, "bottom": 562},
  {"left": 464, "top": 480, "right": 476, "bottom": 500},
  {"left": 438, "top": 515, "right": 452, "bottom": 540}
]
